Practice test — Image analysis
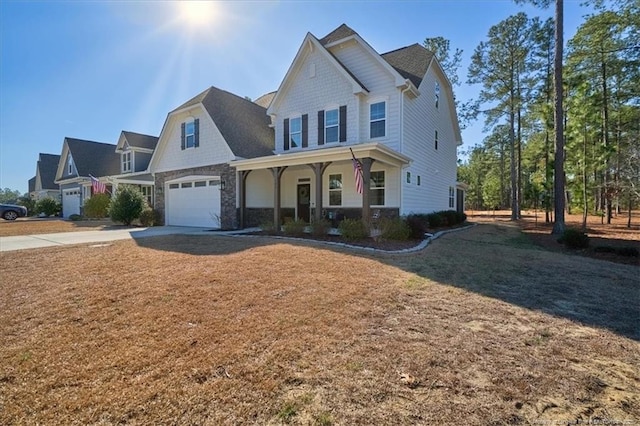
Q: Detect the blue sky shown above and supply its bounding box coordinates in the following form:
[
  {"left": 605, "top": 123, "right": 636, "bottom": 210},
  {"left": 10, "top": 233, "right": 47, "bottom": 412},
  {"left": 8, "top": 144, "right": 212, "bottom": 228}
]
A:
[{"left": 0, "top": 0, "right": 590, "bottom": 194}]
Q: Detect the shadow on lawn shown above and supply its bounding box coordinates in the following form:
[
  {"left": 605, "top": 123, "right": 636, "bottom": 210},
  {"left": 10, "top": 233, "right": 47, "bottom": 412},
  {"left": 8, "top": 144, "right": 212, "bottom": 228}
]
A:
[{"left": 134, "top": 223, "right": 639, "bottom": 342}]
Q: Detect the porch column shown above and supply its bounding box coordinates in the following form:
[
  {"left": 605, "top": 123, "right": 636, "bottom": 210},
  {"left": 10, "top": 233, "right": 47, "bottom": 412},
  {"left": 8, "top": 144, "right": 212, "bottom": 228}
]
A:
[
  {"left": 238, "top": 170, "right": 251, "bottom": 229},
  {"left": 361, "top": 158, "right": 373, "bottom": 222},
  {"left": 307, "top": 162, "right": 331, "bottom": 223},
  {"left": 269, "top": 166, "right": 287, "bottom": 232}
]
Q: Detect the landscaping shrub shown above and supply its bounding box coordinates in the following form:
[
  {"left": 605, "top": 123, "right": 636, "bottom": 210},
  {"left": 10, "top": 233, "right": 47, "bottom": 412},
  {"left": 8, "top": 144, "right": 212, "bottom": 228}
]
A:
[
  {"left": 310, "top": 218, "right": 331, "bottom": 237},
  {"left": 109, "top": 185, "right": 146, "bottom": 226},
  {"left": 558, "top": 227, "right": 589, "bottom": 249},
  {"left": 282, "top": 218, "right": 306, "bottom": 236},
  {"left": 83, "top": 193, "right": 110, "bottom": 218},
  {"left": 18, "top": 196, "right": 36, "bottom": 216},
  {"left": 138, "top": 209, "right": 156, "bottom": 227},
  {"left": 35, "top": 197, "right": 62, "bottom": 217},
  {"left": 260, "top": 220, "right": 275, "bottom": 233},
  {"left": 68, "top": 214, "right": 82, "bottom": 221},
  {"left": 426, "top": 212, "right": 444, "bottom": 228},
  {"left": 338, "top": 218, "right": 368, "bottom": 241},
  {"left": 380, "top": 217, "right": 411, "bottom": 241},
  {"left": 405, "top": 214, "right": 428, "bottom": 239}
]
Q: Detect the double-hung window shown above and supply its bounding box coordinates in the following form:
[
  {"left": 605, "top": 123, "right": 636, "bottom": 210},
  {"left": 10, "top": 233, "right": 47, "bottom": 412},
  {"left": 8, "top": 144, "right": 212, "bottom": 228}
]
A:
[
  {"left": 449, "top": 187, "right": 455, "bottom": 208},
  {"left": 185, "top": 121, "right": 196, "bottom": 148},
  {"left": 325, "top": 109, "right": 339, "bottom": 143},
  {"left": 122, "top": 151, "right": 132, "bottom": 173},
  {"left": 370, "top": 101, "right": 386, "bottom": 138},
  {"left": 370, "top": 171, "right": 385, "bottom": 205},
  {"left": 290, "top": 116, "right": 302, "bottom": 149},
  {"left": 329, "top": 174, "right": 342, "bottom": 206}
]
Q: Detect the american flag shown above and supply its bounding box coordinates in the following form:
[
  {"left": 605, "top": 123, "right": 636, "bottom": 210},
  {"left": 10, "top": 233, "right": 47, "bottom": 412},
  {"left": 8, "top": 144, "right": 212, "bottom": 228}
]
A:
[
  {"left": 351, "top": 149, "right": 364, "bottom": 194},
  {"left": 90, "top": 175, "right": 107, "bottom": 194}
]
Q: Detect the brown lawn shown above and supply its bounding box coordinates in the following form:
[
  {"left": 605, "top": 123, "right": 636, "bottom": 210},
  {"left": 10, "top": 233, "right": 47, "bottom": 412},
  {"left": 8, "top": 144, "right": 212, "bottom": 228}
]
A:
[
  {"left": 0, "top": 218, "right": 115, "bottom": 237},
  {"left": 0, "top": 222, "right": 638, "bottom": 425}
]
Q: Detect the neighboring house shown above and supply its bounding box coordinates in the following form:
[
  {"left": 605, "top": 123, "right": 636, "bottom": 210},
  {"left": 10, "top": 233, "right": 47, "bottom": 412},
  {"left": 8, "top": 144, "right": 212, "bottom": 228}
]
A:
[
  {"left": 30, "top": 153, "right": 61, "bottom": 201},
  {"left": 110, "top": 131, "right": 159, "bottom": 206},
  {"left": 148, "top": 86, "right": 274, "bottom": 228},
  {"left": 229, "top": 24, "right": 462, "bottom": 228},
  {"left": 54, "top": 138, "right": 120, "bottom": 218}
]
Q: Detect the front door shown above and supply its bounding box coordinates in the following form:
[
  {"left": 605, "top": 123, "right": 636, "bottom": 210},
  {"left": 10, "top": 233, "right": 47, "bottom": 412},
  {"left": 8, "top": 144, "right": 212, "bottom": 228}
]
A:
[{"left": 297, "top": 183, "right": 311, "bottom": 223}]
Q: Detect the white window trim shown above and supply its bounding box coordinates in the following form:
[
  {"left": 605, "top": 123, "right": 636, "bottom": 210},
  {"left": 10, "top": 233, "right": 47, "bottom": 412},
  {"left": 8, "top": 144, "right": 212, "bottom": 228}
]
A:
[
  {"left": 185, "top": 117, "right": 196, "bottom": 149},
  {"left": 370, "top": 170, "right": 385, "bottom": 206},
  {"left": 289, "top": 115, "right": 302, "bottom": 149},
  {"left": 67, "top": 156, "right": 74, "bottom": 175},
  {"left": 328, "top": 173, "right": 342, "bottom": 206},
  {"left": 368, "top": 99, "right": 387, "bottom": 140},
  {"left": 324, "top": 105, "right": 340, "bottom": 144},
  {"left": 122, "top": 151, "right": 132, "bottom": 173}
]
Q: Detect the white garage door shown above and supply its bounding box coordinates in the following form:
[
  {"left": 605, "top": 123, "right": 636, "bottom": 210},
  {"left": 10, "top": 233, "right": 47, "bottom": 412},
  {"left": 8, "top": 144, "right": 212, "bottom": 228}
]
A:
[
  {"left": 62, "top": 189, "right": 81, "bottom": 218},
  {"left": 166, "top": 178, "right": 221, "bottom": 228}
]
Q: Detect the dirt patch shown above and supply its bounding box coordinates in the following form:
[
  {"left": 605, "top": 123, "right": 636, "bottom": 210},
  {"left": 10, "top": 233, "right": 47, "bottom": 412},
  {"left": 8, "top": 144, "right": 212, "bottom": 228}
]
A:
[
  {"left": 0, "top": 218, "right": 116, "bottom": 237},
  {"left": 1, "top": 223, "right": 638, "bottom": 424}
]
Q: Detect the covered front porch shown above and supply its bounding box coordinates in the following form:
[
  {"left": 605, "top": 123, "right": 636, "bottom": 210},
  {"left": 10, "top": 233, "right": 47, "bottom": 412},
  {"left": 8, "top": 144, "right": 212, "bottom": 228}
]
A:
[
  {"left": 107, "top": 173, "right": 155, "bottom": 206},
  {"left": 230, "top": 142, "right": 410, "bottom": 230}
]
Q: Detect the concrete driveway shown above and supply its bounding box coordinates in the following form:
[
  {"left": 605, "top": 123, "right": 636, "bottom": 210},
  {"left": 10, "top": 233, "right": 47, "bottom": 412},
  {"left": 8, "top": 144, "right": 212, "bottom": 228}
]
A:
[{"left": 0, "top": 226, "right": 214, "bottom": 252}]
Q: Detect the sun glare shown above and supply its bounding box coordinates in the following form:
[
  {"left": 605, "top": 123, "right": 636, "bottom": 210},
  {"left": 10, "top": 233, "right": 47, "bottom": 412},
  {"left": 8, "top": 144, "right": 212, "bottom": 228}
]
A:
[{"left": 179, "top": 1, "right": 217, "bottom": 28}]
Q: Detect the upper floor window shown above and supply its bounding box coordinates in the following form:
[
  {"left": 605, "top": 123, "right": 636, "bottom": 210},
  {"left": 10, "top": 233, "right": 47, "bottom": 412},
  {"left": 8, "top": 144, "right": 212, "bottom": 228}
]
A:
[
  {"left": 435, "top": 82, "right": 440, "bottom": 109},
  {"left": 370, "top": 102, "right": 386, "bottom": 139},
  {"left": 325, "top": 109, "right": 339, "bottom": 143},
  {"left": 181, "top": 118, "right": 199, "bottom": 150},
  {"left": 67, "top": 156, "right": 74, "bottom": 175},
  {"left": 290, "top": 116, "right": 302, "bottom": 149},
  {"left": 122, "top": 151, "right": 132, "bottom": 173},
  {"left": 370, "top": 171, "right": 385, "bottom": 205}
]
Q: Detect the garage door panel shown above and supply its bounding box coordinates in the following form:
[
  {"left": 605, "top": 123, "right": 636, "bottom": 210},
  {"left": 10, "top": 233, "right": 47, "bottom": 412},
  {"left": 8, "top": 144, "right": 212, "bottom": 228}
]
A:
[
  {"left": 62, "top": 190, "right": 81, "bottom": 218},
  {"left": 166, "top": 181, "right": 221, "bottom": 228}
]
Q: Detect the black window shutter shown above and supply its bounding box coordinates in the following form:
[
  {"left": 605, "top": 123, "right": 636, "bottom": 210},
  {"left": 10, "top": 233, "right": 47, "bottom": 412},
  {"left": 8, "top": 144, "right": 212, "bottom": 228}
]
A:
[
  {"left": 181, "top": 123, "right": 186, "bottom": 150},
  {"left": 194, "top": 118, "right": 200, "bottom": 147},
  {"left": 339, "top": 105, "right": 347, "bottom": 142},
  {"left": 302, "top": 114, "right": 308, "bottom": 148},
  {"left": 283, "top": 118, "right": 289, "bottom": 151},
  {"left": 317, "top": 110, "right": 324, "bottom": 145}
]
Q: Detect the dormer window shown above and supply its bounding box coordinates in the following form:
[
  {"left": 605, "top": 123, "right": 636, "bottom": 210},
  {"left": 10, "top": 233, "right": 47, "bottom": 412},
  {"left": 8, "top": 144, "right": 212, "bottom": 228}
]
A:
[
  {"left": 181, "top": 118, "right": 200, "bottom": 150},
  {"left": 122, "top": 151, "right": 132, "bottom": 173}
]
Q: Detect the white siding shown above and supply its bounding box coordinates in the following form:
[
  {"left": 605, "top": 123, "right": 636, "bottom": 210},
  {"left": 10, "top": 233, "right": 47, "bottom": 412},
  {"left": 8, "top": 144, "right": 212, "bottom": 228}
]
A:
[
  {"left": 245, "top": 169, "right": 274, "bottom": 207},
  {"left": 152, "top": 107, "right": 234, "bottom": 173},
  {"left": 400, "top": 67, "right": 458, "bottom": 214},
  {"left": 272, "top": 48, "right": 358, "bottom": 153},
  {"left": 329, "top": 41, "right": 401, "bottom": 150}
]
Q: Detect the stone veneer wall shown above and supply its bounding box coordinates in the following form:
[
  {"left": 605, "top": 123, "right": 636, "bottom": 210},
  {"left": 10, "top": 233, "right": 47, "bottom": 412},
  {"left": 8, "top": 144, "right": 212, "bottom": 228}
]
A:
[{"left": 154, "top": 164, "right": 237, "bottom": 229}]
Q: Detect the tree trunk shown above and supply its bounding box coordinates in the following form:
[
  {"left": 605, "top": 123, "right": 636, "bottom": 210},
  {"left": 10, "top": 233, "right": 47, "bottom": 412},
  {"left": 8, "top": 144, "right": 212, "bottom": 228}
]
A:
[{"left": 551, "top": 0, "right": 565, "bottom": 235}]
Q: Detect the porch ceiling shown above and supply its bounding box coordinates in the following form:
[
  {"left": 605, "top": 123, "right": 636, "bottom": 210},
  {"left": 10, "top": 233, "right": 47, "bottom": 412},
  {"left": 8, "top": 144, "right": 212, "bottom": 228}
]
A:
[{"left": 230, "top": 142, "right": 411, "bottom": 171}]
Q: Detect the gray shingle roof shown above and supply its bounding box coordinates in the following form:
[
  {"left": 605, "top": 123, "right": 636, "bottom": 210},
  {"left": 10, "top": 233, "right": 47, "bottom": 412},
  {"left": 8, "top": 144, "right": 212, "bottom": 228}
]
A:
[
  {"left": 174, "top": 86, "right": 274, "bottom": 159},
  {"left": 122, "top": 131, "right": 158, "bottom": 150},
  {"left": 319, "top": 23, "right": 357, "bottom": 45},
  {"left": 28, "top": 177, "right": 35, "bottom": 193},
  {"left": 65, "top": 138, "right": 120, "bottom": 178},
  {"left": 38, "top": 153, "right": 61, "bottom": 189},
  {"left": 254, "top": 91, "right": 276, "bottom": 109},
  {"left": 381, "top": 43, "right": 434, "bottom": 88}
]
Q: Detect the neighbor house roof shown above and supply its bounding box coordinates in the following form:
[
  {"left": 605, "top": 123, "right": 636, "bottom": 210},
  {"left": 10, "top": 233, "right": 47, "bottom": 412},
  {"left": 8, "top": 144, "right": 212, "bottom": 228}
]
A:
[
  {"left": 65, "top": 138, "right": 120, "bottom": 178},
  {"left": 254, "top": 91, "right": 276, "bottom": 109},
  {"left": 122, "top": 131, "right": 158, "bottom": 150},
  {"left": 28, "top": 177, "right": 35, "bottom": 193},
  {"left": 174, "top": 86, "right": 274, "bottom": 159},
  {"left": 37, "top": 153, "right": 61, "bottom": 189},
  {"left": 381, "top": 43, "right": 434, "bottom": 88}
]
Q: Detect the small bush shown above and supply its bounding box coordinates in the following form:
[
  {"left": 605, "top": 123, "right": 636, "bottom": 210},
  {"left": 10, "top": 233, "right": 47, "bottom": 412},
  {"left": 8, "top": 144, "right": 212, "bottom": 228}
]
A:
[
  {"left": 380, "top": 217, "right": 411, "bottom": 241},
  {"left": 18, "top": 196, "right": 36, "bottom": 216},
  {"left": 558, "top": 227, "right": 589, "bottom": 249},
  {"left": 338, "top": 218, "right": 368, "bottom": 241},
  {"left": 282, "top": 218, "right": 306, "bottom": 236},
  {"left": 83, "top": 193, "right": 110, "bottom": 218},
  {"left": 405, "top": 214, "right": 428, "bottom": 239},
  {"left": 260, "top": 220, "right": 275, "bottom": 233},
  {"left": 35, "top": 197, "right": 61, "bottom": 217},
  {"left": 310, "top": 218, "right": 331, "bottom": 237},
  {"left": 426, "top": 212, "right": 444, "bottom": 228},
  {"left": 68, "top": 214, "right": 82, "bottom": 221},
  {"left": 109, "top": 185, "right": 146, "bottom": 226},
  {"left": 139, "top": 209, "right": 156, "bottom": 226}
]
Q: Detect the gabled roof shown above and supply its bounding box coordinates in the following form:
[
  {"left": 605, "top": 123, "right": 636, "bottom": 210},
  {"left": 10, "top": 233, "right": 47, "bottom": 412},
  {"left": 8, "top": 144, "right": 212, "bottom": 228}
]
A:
[
  {"left": 254, "top": 91, "right": 277, "bottom": 109},
  {"left": 170, "top": 86, "right": 274, "bottom": 159},
  {"left": 37, "top": 153, "right": 61, "bottom": 189},
  {"left": 65, "top": 138, "right": 120, "bottom": 178},
  {"left": 319, "top": 23, "right": 357, "bottom": 46},
  {"left": 381, "top": 43, "right": 434, "bottom": 88},
  {"left": 28, "top": 177, "right": 35, "bottom": 193},
  {"left": 121, "top": 131, "right": 158, "bottom": 150}
]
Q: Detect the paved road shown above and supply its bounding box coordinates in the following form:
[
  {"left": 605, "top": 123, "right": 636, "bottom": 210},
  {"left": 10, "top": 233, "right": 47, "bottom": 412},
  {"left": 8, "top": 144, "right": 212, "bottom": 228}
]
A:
[{"left": 0, "top": 226, "right": 214, "bottom": 252}]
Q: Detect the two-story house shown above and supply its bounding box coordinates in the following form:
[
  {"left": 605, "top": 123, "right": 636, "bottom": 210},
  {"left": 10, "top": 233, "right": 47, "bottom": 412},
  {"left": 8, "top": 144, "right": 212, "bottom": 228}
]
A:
[
  {"left": 29, "top": 153, "right": 61, "bottom": 201},
  {"left": 110, "top": 131, "right": 159, "bottom": 207},
  {"left": 230, "top": 24, "right": 461, "bottom": 228}
]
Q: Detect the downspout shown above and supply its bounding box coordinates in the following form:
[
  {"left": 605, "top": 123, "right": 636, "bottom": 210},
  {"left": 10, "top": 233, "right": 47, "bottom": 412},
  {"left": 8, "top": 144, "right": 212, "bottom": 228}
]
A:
[{"left": 399, "top": 83, "right": 412, "bottom": 215}]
